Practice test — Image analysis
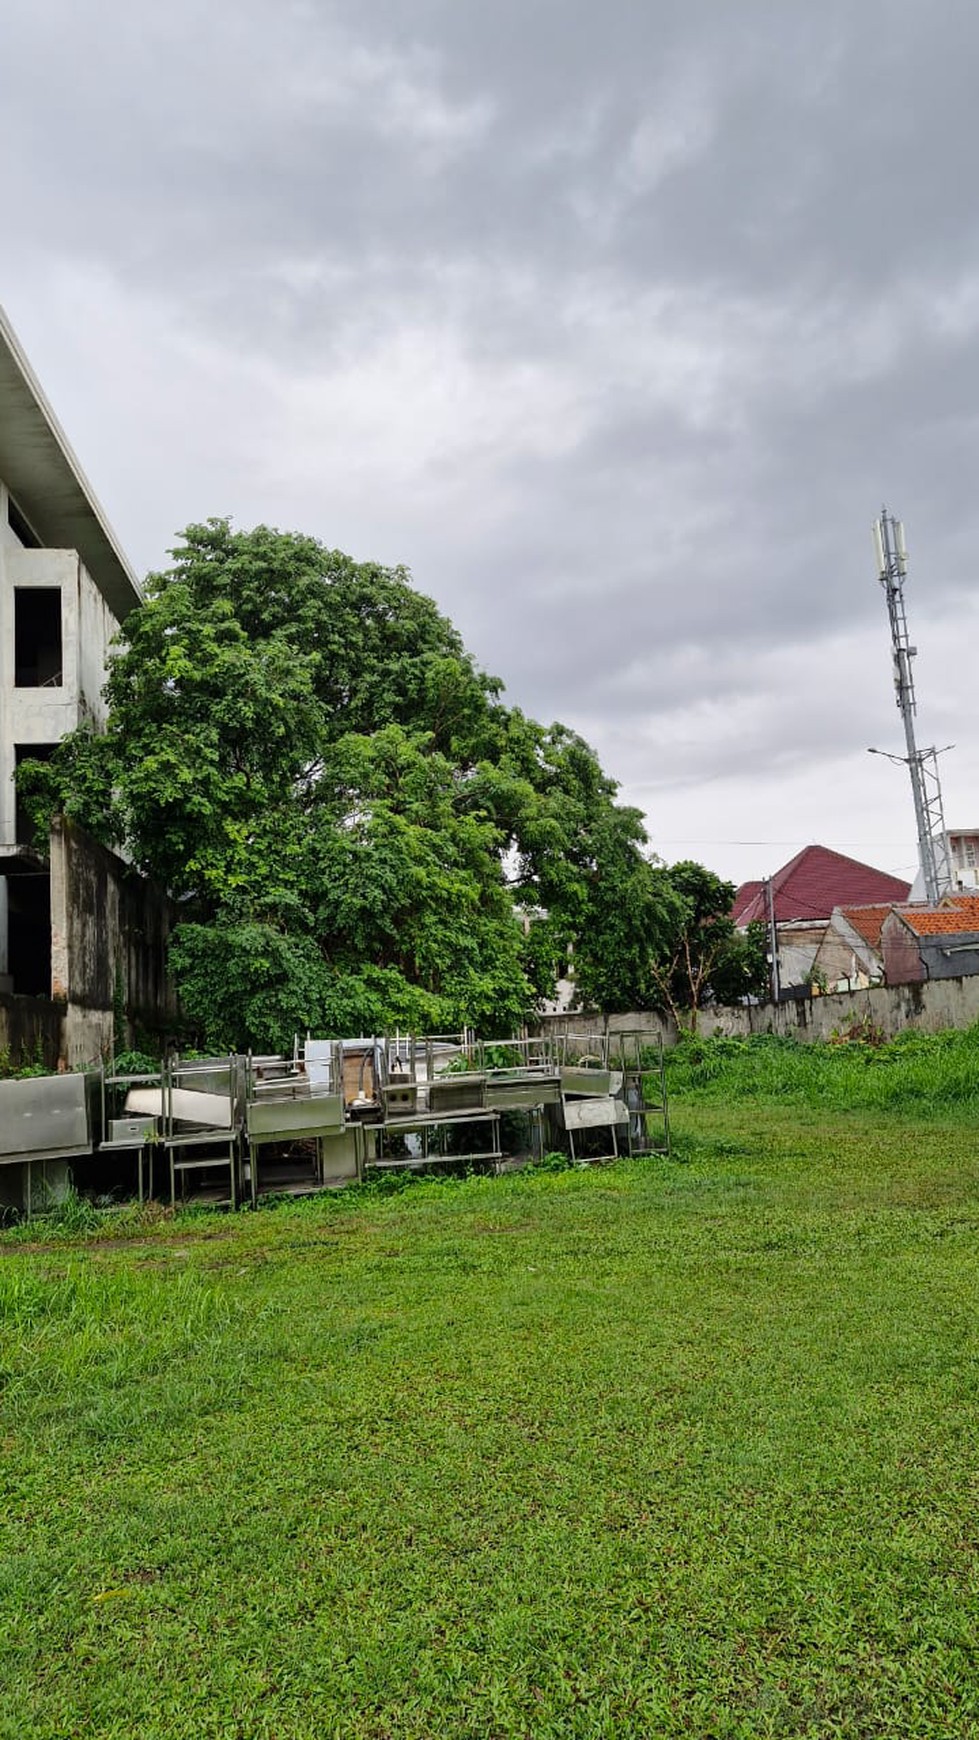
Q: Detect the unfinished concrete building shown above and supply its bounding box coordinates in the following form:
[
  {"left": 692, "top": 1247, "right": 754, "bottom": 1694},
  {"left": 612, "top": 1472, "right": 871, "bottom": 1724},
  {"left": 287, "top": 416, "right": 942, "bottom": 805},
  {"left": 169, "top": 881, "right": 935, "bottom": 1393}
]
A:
[{"left": 0, "top": 304, "right": 151, "bottom": 1057}]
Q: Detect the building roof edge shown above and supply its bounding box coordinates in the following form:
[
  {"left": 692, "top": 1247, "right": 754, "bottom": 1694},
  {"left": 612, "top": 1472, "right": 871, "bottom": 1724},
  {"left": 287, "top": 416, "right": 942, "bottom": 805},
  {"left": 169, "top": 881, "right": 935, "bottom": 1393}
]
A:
[{"left": 0, "top": 303, "right": 142, "bottom": 621}]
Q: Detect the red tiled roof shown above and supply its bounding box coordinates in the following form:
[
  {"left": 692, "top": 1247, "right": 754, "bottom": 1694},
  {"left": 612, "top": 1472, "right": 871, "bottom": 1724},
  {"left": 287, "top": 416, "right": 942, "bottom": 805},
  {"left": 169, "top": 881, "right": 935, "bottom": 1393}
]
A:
[
  {"left": 730, "top": 880, "right": 762, "bottom": 924},
  {"left": 733, "top": 846, "right": 911, "bottom": 927},
  {"left": 899, "top": 896, "right": 979, "bottom": 937}
]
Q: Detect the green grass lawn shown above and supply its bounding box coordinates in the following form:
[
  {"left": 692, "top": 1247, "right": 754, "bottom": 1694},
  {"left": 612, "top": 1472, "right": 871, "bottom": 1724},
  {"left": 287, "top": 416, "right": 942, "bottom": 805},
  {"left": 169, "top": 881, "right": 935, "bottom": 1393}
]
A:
[{"left": 5, "top": 1095, "right": 979, "bottom": 1736}]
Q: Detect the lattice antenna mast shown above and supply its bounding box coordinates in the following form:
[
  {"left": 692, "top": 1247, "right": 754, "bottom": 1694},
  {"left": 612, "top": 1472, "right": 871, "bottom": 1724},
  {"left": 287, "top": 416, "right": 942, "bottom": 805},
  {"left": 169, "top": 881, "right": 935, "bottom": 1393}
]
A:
[{"left": 872, "top": 509, "right": 952, "bottom": 903}]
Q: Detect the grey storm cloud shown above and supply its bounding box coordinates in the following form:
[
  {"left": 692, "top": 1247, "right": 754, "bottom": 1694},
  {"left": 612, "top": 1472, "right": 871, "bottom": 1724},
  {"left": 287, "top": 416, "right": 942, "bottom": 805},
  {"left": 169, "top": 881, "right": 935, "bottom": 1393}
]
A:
[{"left": 3, "top": 0, "right": 979, "bottom": 885}]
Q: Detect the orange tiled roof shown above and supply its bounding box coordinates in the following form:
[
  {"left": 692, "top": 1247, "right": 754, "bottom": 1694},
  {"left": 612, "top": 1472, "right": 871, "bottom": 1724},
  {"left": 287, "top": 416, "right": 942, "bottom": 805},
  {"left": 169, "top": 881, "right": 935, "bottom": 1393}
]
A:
[
  {"left": 836, "top": 903, "right": 893, "bottom": 950},
  {"left": 900, "top": 896, "right": 979, "bottom": 936}
]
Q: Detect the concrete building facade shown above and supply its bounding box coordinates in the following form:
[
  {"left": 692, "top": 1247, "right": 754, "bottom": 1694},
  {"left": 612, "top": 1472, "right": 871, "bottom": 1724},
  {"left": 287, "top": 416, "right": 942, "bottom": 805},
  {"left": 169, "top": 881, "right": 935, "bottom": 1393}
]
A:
[
  {"left": 0, "top": 304, "right": 142, "bottom": 1002},
  {"left": 948, "top": 828, "right": 979, "bottom": 891}
]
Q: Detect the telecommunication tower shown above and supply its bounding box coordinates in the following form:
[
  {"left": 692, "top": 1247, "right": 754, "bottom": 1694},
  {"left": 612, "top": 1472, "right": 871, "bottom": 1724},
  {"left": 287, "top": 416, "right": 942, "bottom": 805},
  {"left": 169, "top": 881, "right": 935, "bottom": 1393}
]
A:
[{"left": 871, "top": 509, "right": 953, "bottom": 904}]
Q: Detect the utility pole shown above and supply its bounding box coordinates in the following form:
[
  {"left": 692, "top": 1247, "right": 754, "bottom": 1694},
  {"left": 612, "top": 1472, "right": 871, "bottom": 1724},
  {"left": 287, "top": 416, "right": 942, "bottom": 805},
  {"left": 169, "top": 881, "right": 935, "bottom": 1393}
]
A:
[
  {"left": 765, "top": 876, "right": 781, "bottom": 1004},
  {"left": 871, "top": 509, "right": 953, "bottom": 904}
]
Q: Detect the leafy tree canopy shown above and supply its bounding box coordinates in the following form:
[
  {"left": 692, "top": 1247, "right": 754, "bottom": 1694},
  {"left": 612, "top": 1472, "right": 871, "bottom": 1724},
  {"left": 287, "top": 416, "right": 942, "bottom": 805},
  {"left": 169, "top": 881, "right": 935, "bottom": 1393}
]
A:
[
  {"left": 651, "top": 861, "right": 769, "bottom": 1030},
  {"left": 20, "top": 520, "right": 682, "bottom": 1049}
]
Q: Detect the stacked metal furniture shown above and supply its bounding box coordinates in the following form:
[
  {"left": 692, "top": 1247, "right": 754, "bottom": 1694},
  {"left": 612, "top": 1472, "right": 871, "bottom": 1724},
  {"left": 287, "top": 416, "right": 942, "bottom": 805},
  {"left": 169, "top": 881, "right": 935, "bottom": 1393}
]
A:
[
  {"left": 609, "top": 1031, "right": 671, "bottom": 1160},
  {"left": 360, "top": 1032, "right": 514, "bottom": 1171},
  {"left": 244, "top": 1041, "right": 358, "bottom": 1203},
  {"left": 0, "top": 1028, "right": 669, "bottom": 1215},
  {"left": 0, "top": 1072, "right": 99, "bottom": 1216},
  {"left": 101, "top": 1055, "right": 243, "bottom": 1207}
]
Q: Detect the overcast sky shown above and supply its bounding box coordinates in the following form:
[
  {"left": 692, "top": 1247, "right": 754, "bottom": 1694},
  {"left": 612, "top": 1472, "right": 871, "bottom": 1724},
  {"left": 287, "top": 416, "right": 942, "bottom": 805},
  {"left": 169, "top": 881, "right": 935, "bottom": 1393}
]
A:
[{"left": 4, "top": 0, "right": 979, "bottom": 889}]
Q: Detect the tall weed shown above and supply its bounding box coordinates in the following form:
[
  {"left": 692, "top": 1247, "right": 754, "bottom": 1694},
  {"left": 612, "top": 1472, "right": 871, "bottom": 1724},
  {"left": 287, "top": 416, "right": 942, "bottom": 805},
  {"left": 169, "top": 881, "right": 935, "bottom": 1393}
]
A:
[{"left": 665, "top": 1024, "right": 979, "bottom": 1116}]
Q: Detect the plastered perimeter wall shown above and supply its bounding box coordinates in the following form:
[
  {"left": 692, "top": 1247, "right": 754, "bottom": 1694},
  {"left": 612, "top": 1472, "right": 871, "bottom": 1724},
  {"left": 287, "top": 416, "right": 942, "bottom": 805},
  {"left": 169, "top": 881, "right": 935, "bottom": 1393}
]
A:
[
  {"left": 540, "top": 973, "right": 979, "bottom": 1048},
  {"left": 49, "top": 816, "right": 176, "bottom": 1067}
]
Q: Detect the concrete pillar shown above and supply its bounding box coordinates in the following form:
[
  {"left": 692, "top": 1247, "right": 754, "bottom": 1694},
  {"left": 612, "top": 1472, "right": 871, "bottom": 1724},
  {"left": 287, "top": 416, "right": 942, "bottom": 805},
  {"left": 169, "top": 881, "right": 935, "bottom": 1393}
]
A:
[
  {"left": 0, "top": 873, "right": 11, "bottom": 991},
  {"left": 49, "top": 816, "right": 68, "bottom": 1001}
]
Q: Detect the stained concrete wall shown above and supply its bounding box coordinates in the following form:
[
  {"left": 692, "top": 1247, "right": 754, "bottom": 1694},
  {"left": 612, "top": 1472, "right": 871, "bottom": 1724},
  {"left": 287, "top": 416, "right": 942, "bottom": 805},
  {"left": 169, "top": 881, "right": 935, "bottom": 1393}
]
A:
[
  {"left": 918, "top": 933, "right": 979, "bottom": 981},
  {"left": 880, "top": 910, "right": 925, "bottom": 986},
  {"left": 0, "top": 992, "right": 64, "bottom": 1071},
  {"left": 540, "top": 1008, "right": 678, "bottom": 1048},
  {"left": 49, "top": 817, "right": 176, "bottom": 1069},
  {"left": 539, "top": 972, "right": 979, "bottom": 1048}
]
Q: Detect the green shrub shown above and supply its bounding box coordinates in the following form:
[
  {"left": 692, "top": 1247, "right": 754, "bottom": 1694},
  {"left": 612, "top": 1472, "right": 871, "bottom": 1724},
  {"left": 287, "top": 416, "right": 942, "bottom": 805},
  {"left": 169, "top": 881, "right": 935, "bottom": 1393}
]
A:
[{"left": 664, "top": 1023, "right": 979, "bottom": 1117}]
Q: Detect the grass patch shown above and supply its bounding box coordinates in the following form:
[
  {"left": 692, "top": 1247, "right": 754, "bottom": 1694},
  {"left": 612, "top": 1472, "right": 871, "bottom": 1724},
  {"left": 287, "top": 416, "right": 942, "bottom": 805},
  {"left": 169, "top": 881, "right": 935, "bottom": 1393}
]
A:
[
  {"left": 664, "top": 1022, "right": 979, "bottom": 1116},
  {"left": 5, "top": 1090, "right": 979, "bottom": 1734}
]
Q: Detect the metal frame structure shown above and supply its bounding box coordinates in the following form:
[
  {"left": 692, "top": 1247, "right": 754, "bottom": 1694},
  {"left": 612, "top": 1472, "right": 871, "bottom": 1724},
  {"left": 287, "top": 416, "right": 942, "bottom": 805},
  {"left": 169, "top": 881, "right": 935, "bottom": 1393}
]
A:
[
  {"left": 553, "top": 1032, "right": 622, "bottom": 1164},
  {"left": 363, "top": 1107, "right": 503, "bottom": 1170},
  {"left": 244, "top": 1046, "right": 361, "bottom": 1203},
  {"left": 0, "top": 1027, "right": 674, "bottom": 1216},
  {"left": 160, "top": 1055, "right": 241, "bottom": 1209},
  {"left": 873, "top": 509, "right": 953, "bottom": 903},
  {"left": 0, "top": 1071, "right": 96, "bottom": 1215},
  {"left": 99, "top": 1066, "right": 162, "bottom": 1201},
  {"left": 610, "top": 1032, "right": 670, "bottom": 1158}
]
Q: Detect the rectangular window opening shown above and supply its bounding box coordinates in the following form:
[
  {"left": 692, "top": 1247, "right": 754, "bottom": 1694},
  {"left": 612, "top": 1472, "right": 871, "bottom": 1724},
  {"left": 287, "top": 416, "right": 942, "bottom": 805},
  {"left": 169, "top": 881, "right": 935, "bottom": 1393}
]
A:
[
  {"left": 14, "top": 744, "right": 57, "bottom": 849},
  {"left": 3, "top": 867, "right": 52, "bottom": 997},
  {"left": 14, "top": 588, "right": 62, "bottom": 687}
]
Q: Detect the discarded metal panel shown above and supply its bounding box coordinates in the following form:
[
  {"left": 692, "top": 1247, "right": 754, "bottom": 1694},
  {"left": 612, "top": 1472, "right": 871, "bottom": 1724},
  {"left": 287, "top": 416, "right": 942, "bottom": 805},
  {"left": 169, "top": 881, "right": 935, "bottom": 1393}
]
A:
[
  {"left": 560, "top": 1066, "right": 612, "bottom": 1097},
  {"left": 561, "top": 1095, "right": 619, "bottom": 1130},
  {"left": 125, "top": 1086, "right": 234, "bottom": 1129},
  {"left": 320, "top": 1128, "right": 363, "bottom": 1187},
  {"left": 251, "top": 1075, "right": 313, "bottom": 1101},
  {"left": 382, "top": 1076, "right": 419, "bottom": 1117},
  {"left": 304, "top": 1038, "right": 336, "bottom": 1095},
  {"left": 485, "top": 1077, "right": 561, "bottom": 1110},
  {"left": 0, "top": 1074, "right": 93, "bottom": 1161},
  {"left": 246, "top": 1095, "right": 344, "bottom": 1140},
  {"left": 429, "top": 1074, "right": 486, "bottom": 1113},
  {"left": 173, "top": 1060, "right": 241, "bottom": 1096},
  {"left": 109, "top": 1116, "right": 155, "bottom": 1143}
]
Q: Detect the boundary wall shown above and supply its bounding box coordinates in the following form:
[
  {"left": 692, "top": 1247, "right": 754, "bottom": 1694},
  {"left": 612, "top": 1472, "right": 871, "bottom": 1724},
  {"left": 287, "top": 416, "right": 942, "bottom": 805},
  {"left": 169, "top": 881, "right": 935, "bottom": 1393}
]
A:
[{"left": 539, "top": 973, "right": 979, "bottom": 1048}]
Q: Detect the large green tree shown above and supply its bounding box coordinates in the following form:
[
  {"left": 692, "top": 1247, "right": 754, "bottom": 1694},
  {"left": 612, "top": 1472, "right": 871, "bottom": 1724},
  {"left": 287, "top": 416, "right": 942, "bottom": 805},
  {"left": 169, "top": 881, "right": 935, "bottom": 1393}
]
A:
[
  {"left": 650, "top": 861, "right": 769, "bottom": 1031},
  {"left": 20, "top": 520, "right": 678, "bottom": 1049}
]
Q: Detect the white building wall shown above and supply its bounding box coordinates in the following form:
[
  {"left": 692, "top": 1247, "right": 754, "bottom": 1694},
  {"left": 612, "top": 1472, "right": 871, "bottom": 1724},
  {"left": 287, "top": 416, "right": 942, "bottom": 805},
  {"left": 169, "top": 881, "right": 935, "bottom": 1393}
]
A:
[
  {"left": 948, "top": 830, "right": 979, "bottom": 890},
  {"left": 0, "top": 475, "right": 119, "bottom": 853},
  {"left": 76, "top": 557, "right": 115, "bottom": 724}
]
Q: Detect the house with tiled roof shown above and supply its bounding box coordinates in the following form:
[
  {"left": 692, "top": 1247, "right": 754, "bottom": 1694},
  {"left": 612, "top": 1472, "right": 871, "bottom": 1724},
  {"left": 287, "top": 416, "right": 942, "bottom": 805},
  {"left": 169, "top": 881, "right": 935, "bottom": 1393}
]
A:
[
  {"left": 732, "top": 846, "right": 912, "bottom": 990},
  {"left": 809, "top": 903, "right": 896, "bottom": 992},
  {"left": 881, "top": 895, "right": 979, "bottom": 984},
  {"left": 733, "top": 846, "right": 911, "bottom": 927}
]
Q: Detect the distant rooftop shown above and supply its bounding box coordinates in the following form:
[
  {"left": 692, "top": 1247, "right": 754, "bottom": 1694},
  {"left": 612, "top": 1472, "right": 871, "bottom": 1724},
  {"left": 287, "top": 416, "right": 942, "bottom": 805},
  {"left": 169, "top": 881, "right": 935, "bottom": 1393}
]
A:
[
  {"left": 733, "top": 845, "right": 912, "bottom": 927},
  {"left": 836, "top": 903, "right": 896, "bottom": 951},
  {"left": 897, "top": 896, "right": 979, "bottom": 937},
  {"left": 0, "top": 303, "right": 141, "bottom": 622}
]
